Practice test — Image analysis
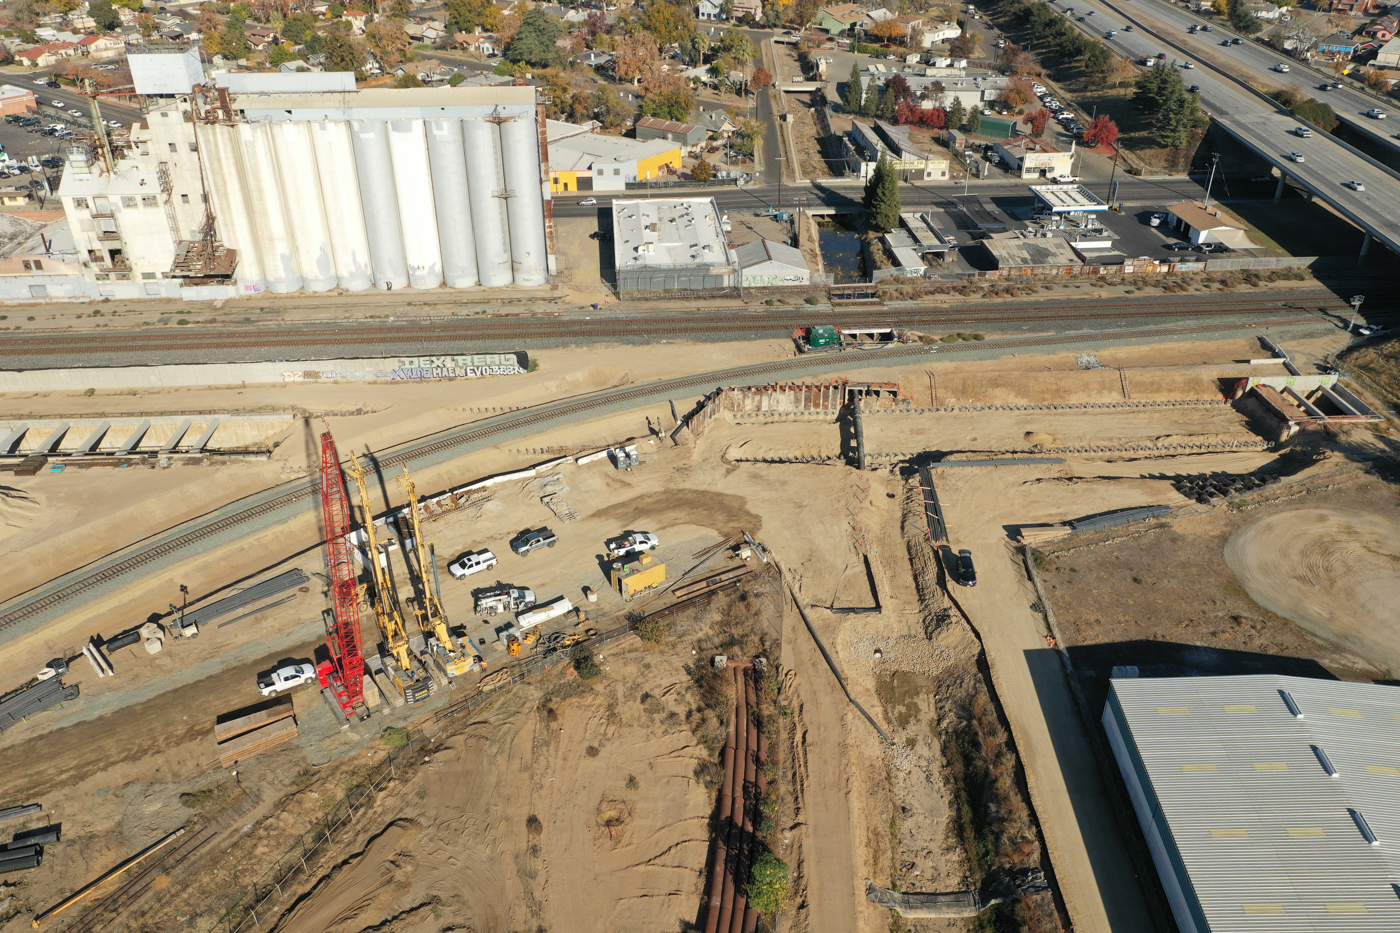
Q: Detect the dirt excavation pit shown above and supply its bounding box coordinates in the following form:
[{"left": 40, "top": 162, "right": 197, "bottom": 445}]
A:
[{"left": 1225, "top": 507, "right": 1400, "bottom": 673}]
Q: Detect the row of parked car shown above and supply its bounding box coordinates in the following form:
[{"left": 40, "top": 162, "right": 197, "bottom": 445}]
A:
[{"left": 1030, "top": 80, "right": 1085, "bottom": 136}]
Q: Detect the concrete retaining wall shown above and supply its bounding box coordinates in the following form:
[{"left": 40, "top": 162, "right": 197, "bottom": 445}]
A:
[{"left": 0, "top": 352, "right": 529, "bottom": 393}]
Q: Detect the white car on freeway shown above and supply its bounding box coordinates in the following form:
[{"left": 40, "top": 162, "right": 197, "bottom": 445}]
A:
[{"left": 1273, "top": 63, "right": 1290, "bottom": 72}]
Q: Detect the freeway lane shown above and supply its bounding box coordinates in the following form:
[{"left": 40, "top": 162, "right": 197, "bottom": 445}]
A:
[{"left": 1050, "top": 0, "right": 1400, "bottom": 259}]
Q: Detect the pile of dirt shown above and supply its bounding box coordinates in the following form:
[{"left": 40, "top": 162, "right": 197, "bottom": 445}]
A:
[{"left": 0, "top": 485, "right": 39, "bottom": 529}]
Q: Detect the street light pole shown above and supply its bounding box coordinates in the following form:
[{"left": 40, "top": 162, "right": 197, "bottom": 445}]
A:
[
  {"left": 1202, "top": 152, "right": 1220, "bottom": 209},
  {"left": 1348, "top": 294, "right": 1365, "bottom": 333}
]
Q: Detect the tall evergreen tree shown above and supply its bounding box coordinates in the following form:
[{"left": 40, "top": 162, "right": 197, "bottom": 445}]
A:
[
  {"left": 861, "top": 77, "right": 880, "bottom": 117},
  {"left": 868, "top": 154, "right": 901, "bottom": 233},
  {"left": 966, "top": 107, "right": 982, "bottom": 135},
  {"left": 843, "top": 64, "right": 864, "bottom": 113},
  {"left": 948, "top": 97, "right": 965, "bottom": 129},
  {"left": 876, "top": 87, "right": 896, "bottom": 121}
]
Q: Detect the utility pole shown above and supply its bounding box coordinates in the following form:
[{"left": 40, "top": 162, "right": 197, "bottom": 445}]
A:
[
  {"left": 1202, "top": 152, "right": 1220, "bottom": 209},
  {"left": 775, "top": 152, "right": 784, "bottom": 209},
  {"left": 1106, "top": 148, "right": 1120, "bottom": 211},
  {"left": 1348, "top": 294, "right": 1365, "bottom": 333}
]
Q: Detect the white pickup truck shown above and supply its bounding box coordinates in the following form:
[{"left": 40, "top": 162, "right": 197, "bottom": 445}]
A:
[
  {"left": 605, "top": 532, "right": 660, "bottom": 558},
  {"left": 257, "top": 662, "right": 316, "bottom": 697}
]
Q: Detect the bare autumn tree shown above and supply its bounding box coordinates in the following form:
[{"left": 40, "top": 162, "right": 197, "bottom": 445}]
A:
[
  {"left": 612, "top": 32, "right": 659, "bottom": 84},
  {"left": 751, "top": 65, "right": 773, "bottom": 88}
]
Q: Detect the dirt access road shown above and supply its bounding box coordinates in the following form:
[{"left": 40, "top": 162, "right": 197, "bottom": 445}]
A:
[{"left": 933, "top": 452, "right": 1281, "bottom": 933}]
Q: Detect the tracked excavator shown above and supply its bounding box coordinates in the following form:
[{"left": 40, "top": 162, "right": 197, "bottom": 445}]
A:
[
  {"left": 397, "top": 466, "right": 482, "bottom": 678},
  {"left": 345, "top": 453, "right": 435, "bottom": 704}
]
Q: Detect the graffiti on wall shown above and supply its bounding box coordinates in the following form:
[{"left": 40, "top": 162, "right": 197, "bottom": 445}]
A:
[{"left": 282, "top": 352, "right": 529, "bottom": 383}]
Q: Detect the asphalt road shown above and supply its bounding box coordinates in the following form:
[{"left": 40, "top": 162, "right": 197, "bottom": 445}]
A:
[
  {"left": 1047, "top": 0, "right": 1400, "bottom": 258},
  {"left": 20, "top": 71, "right": 142, "bottom": 125}
]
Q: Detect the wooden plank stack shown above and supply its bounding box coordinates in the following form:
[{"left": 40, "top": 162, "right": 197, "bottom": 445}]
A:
[
  {"left": 215, "top": 697, "right": 297, "bottom": 768},
  {"left": 1018, "top": 525, "right": 1071, "bottom": 545}
]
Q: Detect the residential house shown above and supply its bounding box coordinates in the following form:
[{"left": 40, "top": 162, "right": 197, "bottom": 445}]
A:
[
  {"left": 696, "top": 109, "right": 737, "bottom": 136},
  {"left": 1364, "top": 14, "right": 1398, "bottom": 40},
  {"left": 405, "top": 20, "right": 447, "bottom": 42},
  {"left": 457, "top": 33, "right": 497, "bottom": 55},
  {"left": 1317, "top": 32, "right": 1360, "bottom": 54},
  {"left": 77, "top": 33, "right": 126, "bottom": 61},
  {"left": 892, "top": 14, "right": 924, "bottom": 35},
  {"left": 635, "top": 114, "right": 707, "bottom": 148},
  {"left": 992, "top": 136, "right": 1074, "bottom": 179},
  {"left": 815, "top": 3, "right": 873, "bottom": 35},
  {"left": 1165, "top": 200, "right": 1261, "bottom": 249},
  {"left": 731, "top": 0, "right": 761, "bottom": 19},
  {"left": 866, "top": 7, "right": 896, "bottom": 23},
  {"left": 246, "top": 26, "right": 280, "bottom": 51},
  {"left": 1243, "top": 1, "right": 1284, "bottom": 20},
  {"left": 576, "top": 49, "right": 613, "bottom": 67},
  {"left": 1375, "top": 34, "right": 1400, "bottom": 66},
  {"left": 919, "top": 21, "right": 961, "bottom": 46},
  {"left": 394, "top": 59, "right": 448, "bottom": 81},
  {"left": 1330, "top": 0, "right": 1380, "bottom": 13},
  {"left": 16, "top": 42, "right": 80, "bottom": 68},
  {"left": 734, "top": 239, "right": 810, "bottom": 287},
  {"left": 343, "top": 9, "right": 369, "bottom": 34},
  {"left": 697, "top": 0, "right": 722, "bottom": 20},
  {"left": 0, "top": 187, "right": 32, "bottom": 207},
  {"left": 547, "top": 118, "right": 681, "bottom": 192}
]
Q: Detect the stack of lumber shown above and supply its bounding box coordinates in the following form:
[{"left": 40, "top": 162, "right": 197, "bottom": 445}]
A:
[
  {"left": 215, "top": 697, "right": 297, "bottom": 767},
  {"left": 1018, "top": 525, "right": 1070, "bottom": 545}
]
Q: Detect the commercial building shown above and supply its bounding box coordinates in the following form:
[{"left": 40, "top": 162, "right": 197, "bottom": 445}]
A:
[
  {"left": 1104, "top": 675, "right": 1400, "bottom": 933},
  {"left": 842, "top": 119, "right": 950, "bottom": 182},
  {"left": 0, "top": 85, "right": 37, "bottom": 116},
  {"left": 1166, "top": 200, "right": 1261, "bottom": 249},
  {"left": 612, "top": 197, "right": 735, "bottom": 293},
  {"left": 56, "top": 51, "right": 554, "bottom": 299},
  {"left": 993, "top": 136, "right": 1074, "bottom": 179},
  {"left": 979, "top": 235, "right": 1081, "bottom": 274},
  {"left": 634, "top": 115, "right": 707, "bottom": 149},
  {"left": 734, "top": 238, "right": 809, "bottom": 287},
  {"left": 546, "top": 119, "right": 681, "bottom": 193}
]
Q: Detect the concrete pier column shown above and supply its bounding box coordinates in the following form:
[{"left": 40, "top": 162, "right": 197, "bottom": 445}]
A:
[
  {"left": 1274, "top": 174, "right": 1286, "bottom": 205},
  {"left": 1358, "top": 232, "right": 1371, "bottom": 266}
]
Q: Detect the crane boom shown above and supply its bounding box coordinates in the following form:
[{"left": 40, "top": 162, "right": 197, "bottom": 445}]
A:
[
  {"left": 317, "top": 430, "right": 366, "bottom": 721},
  {"left": 344, "top": 452, "right": 434, "bottom": 703},
  {"left": 397, "top": 467, "right": 476, "bottom": 676}
]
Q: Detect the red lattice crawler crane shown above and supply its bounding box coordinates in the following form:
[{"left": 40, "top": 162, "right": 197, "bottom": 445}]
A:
[{"left": 315, "top": 428, "right": 370, "bottom": 725}]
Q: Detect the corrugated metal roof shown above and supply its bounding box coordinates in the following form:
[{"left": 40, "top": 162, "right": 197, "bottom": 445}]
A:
[{"left": 1108, "top": 675, "right": 1400, "bottom": 931}]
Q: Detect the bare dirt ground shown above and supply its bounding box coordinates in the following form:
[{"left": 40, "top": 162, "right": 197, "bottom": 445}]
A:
[{"left": 1, "top": 327, "right": 1386, "bottom": 933}]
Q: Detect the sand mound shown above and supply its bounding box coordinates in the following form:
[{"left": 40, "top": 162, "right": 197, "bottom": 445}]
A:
[
  {"left": 1024, "top": 432, "right": 1055, "bottom": 448},
  {"left": 0, "top": 485, "right": 41, "bottom": 529},
  {"left": 1224, "top": 508, "right": 1400, "bottom": 671}
]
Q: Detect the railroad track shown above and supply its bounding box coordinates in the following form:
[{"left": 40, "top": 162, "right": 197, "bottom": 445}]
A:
[
  {"left": 58, "top": 825, "right": 216, "bottom": 933},
  {"left": 0, "top": 313, "right": 1315, "bottom": 634},
  {"left": 0, "top": 294, "right": 1351, "bottom": 356}
]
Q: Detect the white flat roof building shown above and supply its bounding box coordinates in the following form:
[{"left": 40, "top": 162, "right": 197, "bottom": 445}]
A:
[
  {"left": 1104, "top": 675, "right": 1400, "bottom": 933},
  {"left": 612, "top": 197, "right": 735, "bottom": 292},
  {"left": 1029, "top": 184, "right": 1106, "bottom": 213}
]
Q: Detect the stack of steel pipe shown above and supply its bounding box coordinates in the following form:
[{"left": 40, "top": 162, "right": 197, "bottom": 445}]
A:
[
  {"left": 742, "top": 667, "right": 768, "bottom": 933},
  {"left": 725, "top": 664, "right": 752, "bottom": 931},
  {"left": 703, "top": 670, "right": 740, "bottom": 933}
]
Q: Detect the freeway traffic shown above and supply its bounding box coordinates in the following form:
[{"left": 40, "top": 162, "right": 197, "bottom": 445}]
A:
[{"left": 1047, "top": 0, "right": 1400, "bottom": 257}]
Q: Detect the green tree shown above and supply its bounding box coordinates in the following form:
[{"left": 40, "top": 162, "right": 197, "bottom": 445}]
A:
[
  {"left": 506, "top": 9, "right": 564, "bottom": 67},
  {"left": 746, "top": 853, "right": 791, "bottom": 915},
  {"left": 1292, "top": 98, "right": 1337, "bottom": 132},
  {"left": 948, "top": 96, "right": 965, "bottom": 129},
  {"left": 1226, "top": 0, "right": 1261, "bottom": 35},
  {"left": 136, "top": 11, "right": 158, "bottom": 37},
  {"left": 215, "top": 22, "right": 250, "bottom": 58},
  {"left": 716, "top": 25, "right": 756, "bottom": 63},
  {"left": 876, "top": 87, "right": 896, "bottom": 120},
  {"left": 394, "top": 72, "right": 424, "bottom": 87},
  {"left": 860, "top": 76, "right": 879, "bottom": 116},
  {"left": 1084, "top": 42, "right": 1113, "bottom": 82},
  {"left": 865, "top": 154, "right": 900, "bottom": 232},
  {"left": 640, "top": 0, "right": 693, "bottom": 46},
  {"left": 88, "top": 0, "right": 121, "bottom": 31},
  {"left": 112, "top": 0, "right": 143, "bottom": 11},
  {"left": 593, "top": 84, "right": 630, "bottom": 127},
  {"left": 692, "top": 159, "right": 714, "bottom": 181},
  {"left": 447, "top": 0, "right": 498, "bottom": 33},
  {"left": 328, "top": 2, "right": 344, "bottom": 15},
  {"left": 1134, "top": 62, "right": 1200, "bottom": 148},
  {"left": 640, "top": 86, "right": 694, "bottom": 122},
  {"left": 268, "top": 43, "right": 299, "bottom": 66},
  {"left": 842, "top": 63, "right": 864, "bottom": 113},
  {"left": 966, "top": 106, "right": 981, "bottom": 134},
  {"left": 281, "top": 11, "right": 317, "bottom": 43},
  {"left": 321, "top": 29, "right": 367, "bottom": 73}
]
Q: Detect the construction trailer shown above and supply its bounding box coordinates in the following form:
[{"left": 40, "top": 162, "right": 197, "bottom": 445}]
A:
[
  {"left": 345, "top": 453, "right": 435, "bottom": 705},
  {"left": 611, "top": 556, "right": 667, "bottom": 601},
  {"left": 792, "top": 325, "right": 905, "bottom": 353}
]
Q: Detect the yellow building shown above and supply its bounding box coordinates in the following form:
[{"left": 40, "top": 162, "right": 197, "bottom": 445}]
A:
[{"left": 547, "top": 119, "right": 682, "bottom": 194}]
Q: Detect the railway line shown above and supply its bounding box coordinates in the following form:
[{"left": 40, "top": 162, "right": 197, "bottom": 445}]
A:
[
  {"left": 0, "top": 314, "right": 1318, "bottom": 637},
  {"left": 0, "top": 293, "right": 1358, "bottom": 359}
]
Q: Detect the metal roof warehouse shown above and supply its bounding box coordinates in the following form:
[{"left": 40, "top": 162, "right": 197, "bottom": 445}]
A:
[{"left": 1103, "top": 675, "right": 1400, "bottom": 933}]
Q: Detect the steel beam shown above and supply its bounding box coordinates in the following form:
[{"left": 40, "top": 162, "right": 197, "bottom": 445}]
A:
[{"left": 116, "top": 420, "right": 151, "bottom": 455}]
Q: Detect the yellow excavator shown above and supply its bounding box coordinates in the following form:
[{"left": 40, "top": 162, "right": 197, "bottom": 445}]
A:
[
  {"left": 345, "top": 453, "right": 434, "bottom": 704},
  {"left": 397, "top": 466, "right": 481, "bottom": 678}
]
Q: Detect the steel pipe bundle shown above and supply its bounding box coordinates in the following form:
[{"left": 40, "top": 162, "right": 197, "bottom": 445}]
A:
[
  {"left": 0, "top": 677, "right": 80, "bottom": 731},
  {"left": 703, "top": 664, "right": 770, "bottom": 933}
]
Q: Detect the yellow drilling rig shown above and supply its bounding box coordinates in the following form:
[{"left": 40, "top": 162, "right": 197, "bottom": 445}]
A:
[
  {"left": 345, "top": 453, "right": 435, "bottom": 704},
  {"left": 397, "top": 466, "right": 481, "bottom": 678}
]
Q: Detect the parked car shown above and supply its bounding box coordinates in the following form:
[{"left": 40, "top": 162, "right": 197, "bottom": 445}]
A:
[
  {"left": 448, "top": 548, "right": 498, "bottom": 580},
  {"left": 257, "top": 662, "right": 316, "bottom": 697},
  {"left": 1287, "top": 151, "right": 1304, "bottom": 162},
  {"left": 510, "top": 527, "right": 558, "bottom": 556},
  {"left": 1358, "top": 325, "right": 1391, "bottom": 337},
  {"left": 1188, "top": 85, "right": 1200, "bottom": 93},
  {"left": 1166, "top": 242, "right": 1195, "bottom": 250},
  {"left": 577, "top": 197, "right": 598, "bottom": 206},
  {"left": 1195, "top": 242, "right": 1228, "bottom": 253},
  {"left": 1343, "top": 180, "right": 1365, "bottom": 191},
  {"left": 1149, "top": 212, "right": 1165, "bottom": 226},
  {"left": 955, "top": 549, "right": 977, "bottom": 587}
]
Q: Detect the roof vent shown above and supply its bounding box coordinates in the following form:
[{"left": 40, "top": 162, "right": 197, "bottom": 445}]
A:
[
  {"left": 1310, "top": 745, "right": 1339, "bottom": 778},
  {"left": 1349, "top": 808, "right": 1380, "bottom": 846},
  {"left": 1279, "top": 690, "right": 1303, "bottom": 718}
]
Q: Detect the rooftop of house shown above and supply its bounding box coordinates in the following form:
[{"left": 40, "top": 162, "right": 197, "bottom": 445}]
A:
[
  {"left": 733, "top": 237, "right": 808, "bottom": 271},
  {"left": 635, "top": 114, "right": 701, "bottom": 135}
]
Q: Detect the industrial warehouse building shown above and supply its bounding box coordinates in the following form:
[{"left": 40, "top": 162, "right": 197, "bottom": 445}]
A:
[
  {"left": 57, "top": 46, "right": 554, "bottom": 300},
  {"left": 612, "top": 198, "right": 736, "bottom": 293},
  {"left": 1103, "top": 675, "right": 1400, "bottom": 933}
]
